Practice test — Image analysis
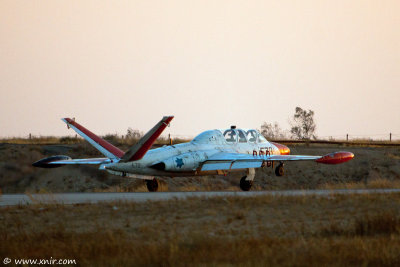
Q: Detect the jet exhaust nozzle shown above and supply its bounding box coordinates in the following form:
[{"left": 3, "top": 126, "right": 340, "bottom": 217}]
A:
[{"left": 149, "top": 162, "right": 166, "bottom": 171}]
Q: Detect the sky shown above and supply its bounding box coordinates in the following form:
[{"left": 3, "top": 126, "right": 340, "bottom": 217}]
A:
[{"left": 1, "top": 0, "right": 399, "bottom": 140}]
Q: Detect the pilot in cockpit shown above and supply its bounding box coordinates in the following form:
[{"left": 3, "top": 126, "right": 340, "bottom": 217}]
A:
[
  {"left": 223, "top": 129, "right": 236, "bottom": 142},
  {"left": 246, "top": 130, "right": 257, "bottom": 143}
]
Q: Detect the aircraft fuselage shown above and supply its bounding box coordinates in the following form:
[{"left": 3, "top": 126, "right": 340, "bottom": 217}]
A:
[{"left": 104, "top": 129, "right": 289, "bottom": 178}]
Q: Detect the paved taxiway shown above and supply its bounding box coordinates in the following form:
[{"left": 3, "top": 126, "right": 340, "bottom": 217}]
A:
[{"left": 1, "top": 189, "right": 400, "bottom": 206}]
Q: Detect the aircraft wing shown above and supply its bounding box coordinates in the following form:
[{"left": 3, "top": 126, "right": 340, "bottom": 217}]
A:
[{"left": 200, "top": 152, "right": 353, "bottom": 171}]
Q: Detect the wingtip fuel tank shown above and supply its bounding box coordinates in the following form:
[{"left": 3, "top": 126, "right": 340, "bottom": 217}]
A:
[{"left": 316, "top": 151, "right": 354, "bottom": 164}]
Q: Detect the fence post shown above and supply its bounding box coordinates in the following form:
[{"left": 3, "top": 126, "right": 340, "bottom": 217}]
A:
[
  {"left": 390, "top": 133, "right": 392, "bottom": 142},
  {"left": 168, "top": 134, "right": 172, "bottom": 145},
  {"left": 346, "top": 134, "right": 348, "bottom": 142}
]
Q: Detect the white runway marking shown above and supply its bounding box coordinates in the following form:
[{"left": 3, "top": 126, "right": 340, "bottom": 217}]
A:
[{"left": 1, "top": 189, "right": 400, "bottom": 206}]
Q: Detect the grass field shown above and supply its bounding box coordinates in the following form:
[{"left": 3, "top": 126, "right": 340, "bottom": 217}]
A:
[{"left": 1, "top": 193, "right": 400, "bottom": 266}]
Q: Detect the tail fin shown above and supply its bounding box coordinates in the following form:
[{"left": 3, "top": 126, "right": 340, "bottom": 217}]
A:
[
  {"left": 62, "top": 118, "right": 125, "bottom": 159},
  {"left": 120, "top": 116, "right": 174, "bottom": 162}
]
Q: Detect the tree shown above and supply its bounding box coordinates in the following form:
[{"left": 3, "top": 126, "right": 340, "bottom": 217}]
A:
[
  {"left": 126, "top": 127, "right": 143, "bottom": 140},
  {"left": 260, "top": 122, "right": 286, "bottom": 140},
  {"left": 290, "top": 107, "right": 317, "bottom": 140}
]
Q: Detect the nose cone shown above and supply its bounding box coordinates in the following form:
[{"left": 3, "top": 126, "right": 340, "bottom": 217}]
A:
[
  {"left": 271, "top": 142, "right": 290, "bottom": 155},
  {"left": 281, "top": 145, "right": 290, "bottom": 155}
]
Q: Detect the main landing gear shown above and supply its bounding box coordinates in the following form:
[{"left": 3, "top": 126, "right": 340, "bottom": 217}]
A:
[
  {"left": 240, "top": 176, "right": 253, "bottom": 191},
  {"left": 239, "top": 164, "right": 285, "bottom": 191},
  {"left": 275, "top": 163, "right": 284, "bottom": 176},
  {"left": 239, "top": 168, "right": 256, "bottom": 191},
  {"left": 146, "top": 178, "right": 159, "bottom": 192}
]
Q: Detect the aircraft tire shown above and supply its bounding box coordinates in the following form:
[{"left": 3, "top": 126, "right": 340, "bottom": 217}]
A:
[
  {"left": 275, "top": 164, "right": 284, "bottom": 176},
  {"left": 240, "top": 176, "right": 253, "bottom": 191},
  {"left": 146, "top": 178, "right": 159, "bottom": 192}
]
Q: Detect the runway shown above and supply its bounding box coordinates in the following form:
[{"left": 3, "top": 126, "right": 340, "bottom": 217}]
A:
[{"left": 1, "top": 188, "right": 400, "bottom": 206}]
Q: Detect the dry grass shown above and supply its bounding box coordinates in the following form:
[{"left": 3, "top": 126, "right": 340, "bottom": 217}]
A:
[
  {"left": 321, "top": 212, "right": 400, "bottom": 237},
  {"left": 0, "top": 136, "right": 84, "bottom": 145},
  {"left": 319, "top": 178, "right": 400, "bottom": 190},
  {"left": 1, "top": 193, "right": 400, "bottom": 266}
]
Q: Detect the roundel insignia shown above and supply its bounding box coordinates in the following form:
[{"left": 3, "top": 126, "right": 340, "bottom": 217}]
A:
[{"left": 175, "top": 157, "right": 184, "bottom": 168}]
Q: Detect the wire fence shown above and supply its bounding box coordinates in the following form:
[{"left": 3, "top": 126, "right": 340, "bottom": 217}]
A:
[
  {"left": 316, "top": 133, "right": 400, "bottom": 142},
  {"left": 1, "top": 132, "right": 399, "bottom": 146}
]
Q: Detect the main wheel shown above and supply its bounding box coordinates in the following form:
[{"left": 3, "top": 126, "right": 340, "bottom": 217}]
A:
[
  {"left": 240, "top": 176, "right": 253, "bottom": 191},
  {"left": 146, "top": 178, "right": 159, "bottom": 192},
  {"left": 275, "top": 164, "right": 284, "bottom": 176}
]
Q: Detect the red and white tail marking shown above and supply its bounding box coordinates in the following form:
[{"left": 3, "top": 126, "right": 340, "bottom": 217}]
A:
[
  {"left": 62, "top": 118, "right": 125, "bottom": 159},
  {"left": 121, "top": 116, "right": 174, "bottom": 162}
]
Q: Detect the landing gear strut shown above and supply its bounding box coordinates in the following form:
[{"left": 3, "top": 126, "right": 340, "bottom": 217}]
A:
[
  {"left": 275, "top": 163, "right": 284, "bottom": 177},
  {"left": 146, "top": 178, "right": 159, "bottom": 192}
]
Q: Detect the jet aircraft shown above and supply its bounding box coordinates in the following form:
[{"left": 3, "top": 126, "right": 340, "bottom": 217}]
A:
[{"left": 33, "top": 116, "right": 354, "bottom": 191}]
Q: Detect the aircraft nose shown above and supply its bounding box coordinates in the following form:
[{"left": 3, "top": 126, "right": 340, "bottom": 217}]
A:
[
  {"left": 282, "top": 145, "right": 290, "bottom": 155},
  {"left": 272, "top": 142, "right": 290, "bottom": 155}
]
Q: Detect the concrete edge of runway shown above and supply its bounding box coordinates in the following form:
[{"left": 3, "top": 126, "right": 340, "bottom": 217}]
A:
[{"left": 1, "top": 188, "right": 400, "bottom": 207}]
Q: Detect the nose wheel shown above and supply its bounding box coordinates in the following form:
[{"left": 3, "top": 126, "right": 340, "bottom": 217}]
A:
[
  {"left": 275, "top": 163, "right": 284, "bottom": 176},
  {"left": 146, "top": 178, "right": 159, "bottom": 192}
]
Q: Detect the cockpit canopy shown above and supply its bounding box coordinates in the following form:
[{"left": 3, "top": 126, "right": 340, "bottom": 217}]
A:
[
  {"left": 221, "top": 128, "right": 267, "bottom": 144},
  {"left": 191, "top": 128, "right": 268, "bottom": 144}
]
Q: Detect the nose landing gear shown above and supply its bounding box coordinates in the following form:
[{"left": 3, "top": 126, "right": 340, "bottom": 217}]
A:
[{"left": 146, "top": 178, "right": 159, "bottom": 192}]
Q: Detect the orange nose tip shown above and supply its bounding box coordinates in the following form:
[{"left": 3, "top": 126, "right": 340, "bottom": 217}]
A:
[
  {"left": 271, "top": 142, "right": 290, "bottom": 155},
  {"left": 281, "top": 146, "right": 290, "bottom": 155}
]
